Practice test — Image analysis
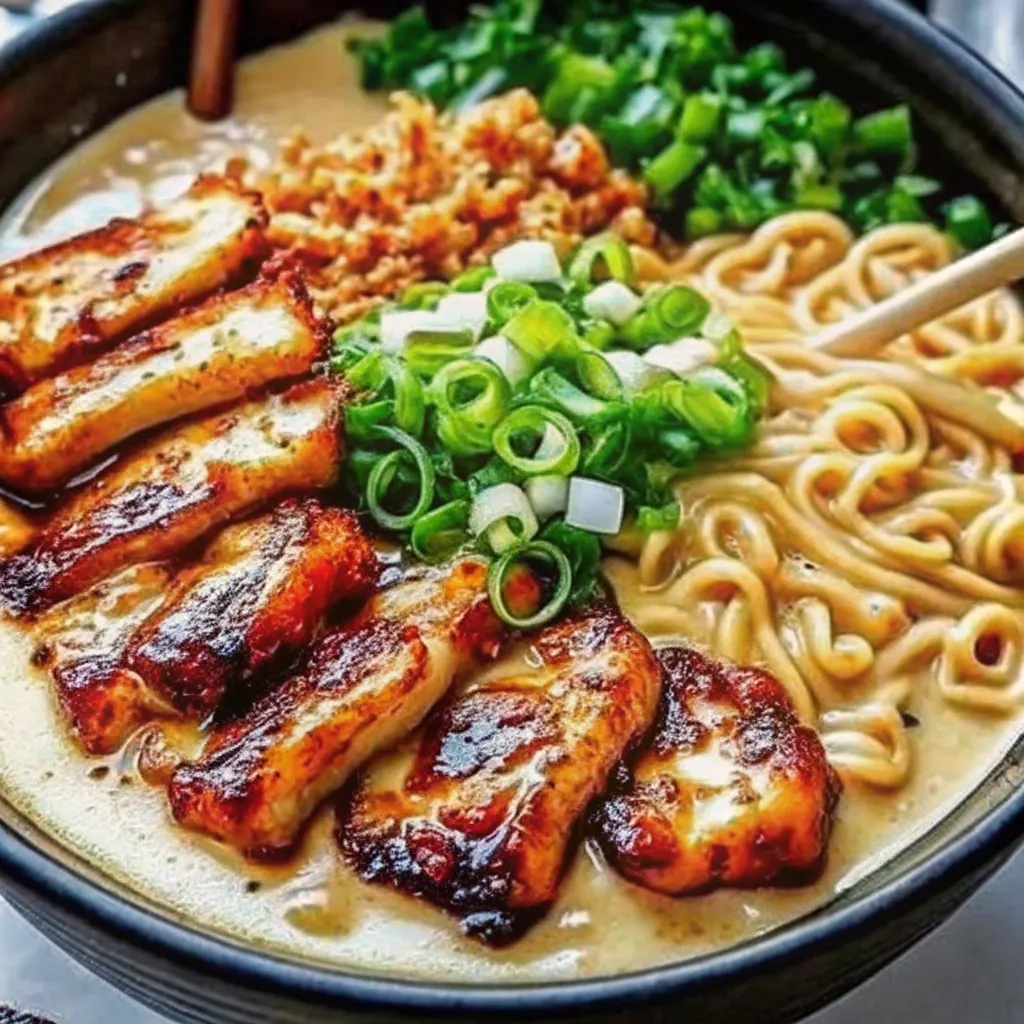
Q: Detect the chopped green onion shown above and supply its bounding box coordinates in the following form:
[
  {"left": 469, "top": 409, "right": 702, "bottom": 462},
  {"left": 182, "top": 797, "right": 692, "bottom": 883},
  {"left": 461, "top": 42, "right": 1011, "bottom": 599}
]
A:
[
  {"left": 345, "top": 400, "right": 395, "bottom": 445},
  {"left": 487, "top": 540, "right": 572, "bottom": 629},
  {"left": 398, "top": 281, "right": 449, "bottom": 310},
  {"left": 540, "top": 520, "right": 602, "bottom": 605},
  {"left": 637, "top": 501, "right": 681, "bottom": 532},
  {"left": 411, "top": 499, "right": 471, "bottom": 562},
  {"left": 366, "top": 426, "right": 436, "bottom": 531},
  {"left": 569, "top": 233, "right": 637, "bottom": 289},
  {"left": 450, "top": 265, "right": 497, "bottom": 292},
  {"left": 470, "top": 482, "right": 539, "bottom": 553},
  {"left": 526, "top": 367, "right": 628, "bottom": 430},
  {"left": 655, "top": 367, "right": 755, "bottom": 447},
  {"left": 582, "top": 420, "right": 632, "bottom": 477},
  {"left": 853, "top": 104, "right": 912, "bottom": 159},
  {"left": 645, "top": 139, "right": 707, "bottom": 203},
  {"left": 493, "top": 406, "right": 581, "bottom": 477},
  {"left": 582, "top": 280, "right": 641, "bottom": 328},
  {"left": 487, "top": 280, "right": 538, "bottom": 326},
  {"left": 576, "top": 350, "right": 625, "bottom": 402},
  {"left": 405, "top": 331, "right": 475, "bottom": 377},
  {"left": 619, "top": 284, "right": 711, "bottom": 351},
  {"left": 428, "top": 357, "right": 511, "bottom": 455},
  {"left": 678, "top": 92, "right": 722, "bottom": 141},
  {"left": 345, "top": 352, "right": 426, "bottom": 437},
  {"left": 503, "top": 299, "right": 579, "bottom": 363},
  {"left": 524, "top": 474, "right": 569, "bottom": 520},
  {"left": 944, "top": 195, "right": 993, "bottom": 250}
]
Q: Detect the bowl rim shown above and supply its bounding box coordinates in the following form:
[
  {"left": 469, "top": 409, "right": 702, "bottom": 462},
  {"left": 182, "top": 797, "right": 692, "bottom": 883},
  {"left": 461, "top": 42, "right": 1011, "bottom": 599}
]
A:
[{"left": 2, "top": 0, "right": 1024, "bottom": 1015}]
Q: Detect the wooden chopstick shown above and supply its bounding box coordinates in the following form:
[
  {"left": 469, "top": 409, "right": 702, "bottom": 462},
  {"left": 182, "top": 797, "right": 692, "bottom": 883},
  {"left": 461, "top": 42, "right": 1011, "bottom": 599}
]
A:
[
  {"left": 811, "top": 225, "right": 1024, "bottom": 357},
  {"left": 187, "top": 0, "right": 240, "bottom": 121}
]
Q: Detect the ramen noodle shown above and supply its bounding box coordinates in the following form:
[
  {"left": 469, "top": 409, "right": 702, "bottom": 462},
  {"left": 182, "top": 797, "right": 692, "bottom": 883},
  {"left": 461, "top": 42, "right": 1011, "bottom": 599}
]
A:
[{"left": 629, "top": 211, "right": 1024, "bottom": 790}]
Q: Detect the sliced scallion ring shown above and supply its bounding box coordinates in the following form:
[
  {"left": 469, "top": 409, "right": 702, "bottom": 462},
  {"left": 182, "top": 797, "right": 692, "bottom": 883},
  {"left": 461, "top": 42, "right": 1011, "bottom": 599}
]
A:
[
  {"left": 487, "top": 540, "right": 573, "bottom": 629},
  {"left": 428, "top": 357, "right": 512, "bottom": 455},
  {"left": 410, "top": 498, "right": 470, "bottom": 562},
  {"left": 502, "top": 299, "right": 579, "bottom": 363},
  {"left": 493, "top": 406, "right": 581, "bottom": 477},
  {"left": 576, "top": 350, "right": 625, "bottom": 402},
  {"left": 469, "top": 482, "right": 539, "bottom": 554},
  {"left": 569, "top": 232, "right": 637, "bottom": 288},
  {"left": 486, "top": 280, "right": 537, "bottom": 326},
  {"left": 366, "top": 426, "right": 436, "bottom": 531}
]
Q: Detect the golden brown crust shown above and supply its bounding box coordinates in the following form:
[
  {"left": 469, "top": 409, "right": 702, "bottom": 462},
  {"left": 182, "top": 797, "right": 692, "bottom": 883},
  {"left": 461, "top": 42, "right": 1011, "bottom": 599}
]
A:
[
  {"left": 0, "top": 271, "right": 325, "bottom": 492},
  {"left": 126, "top": 498, "right": 378, "bottom": 717},
  {"left": 168, "top": 559, "right": 520, "bottom": 859},
  {"left": 0, "top": 377, "right": 343, "bottom": 615},
  {"left": 337, "top": 600, "right": 662, "bottom": 945},
  {"left": 32, "top": 563, "right": 174, "bottom": 755},
  {"left": 593, "top": 647, "right": 841, "bottom": 896},
  {"left": 0, "top": 175, "right": 268, "bottom": 394}
]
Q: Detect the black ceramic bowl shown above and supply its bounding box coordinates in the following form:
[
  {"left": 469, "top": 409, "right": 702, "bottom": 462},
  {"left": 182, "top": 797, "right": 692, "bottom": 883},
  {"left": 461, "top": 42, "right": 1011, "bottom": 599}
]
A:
[{"left": 0, "top": 2, "right": 1023, "bottom": 1022}]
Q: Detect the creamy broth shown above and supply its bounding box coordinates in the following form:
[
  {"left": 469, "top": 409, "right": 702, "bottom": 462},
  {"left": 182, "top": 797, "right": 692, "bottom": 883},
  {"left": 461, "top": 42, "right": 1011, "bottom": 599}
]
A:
[{"left": 0, "top": 19, "right": 1020, "bottom": 984}]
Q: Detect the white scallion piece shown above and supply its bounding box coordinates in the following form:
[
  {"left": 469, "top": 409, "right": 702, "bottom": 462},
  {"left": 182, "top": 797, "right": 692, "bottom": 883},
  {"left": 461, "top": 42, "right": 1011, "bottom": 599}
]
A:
[
  {"left": 378, "top": 310, "right": 459, "bottom": 354},
  {"left": 473, "top": 335, "right": 534, "bottom": 387},
  {"left": 701, "top": 311, "right": 735, "bottom": 342},
  {"left": 644, "top": 337, "right": 718, "bottom": 377},
  {"left": 469, "top": 482, "right": 539, "bottom": 554},
  {"left": 604, "top": 349, "right": 667, "bottom": 393},
  {"left": 525, "top": 474, "right": 569, "bottom": 521},
  {"left": 566, "top": 477, "right": 625, "bottom": 535},
  {"left": 583, "top": 280, "right": 642, "bottom": 326},
  {"left": 436, "top": 291, "right": 490, "bottom": 340},
  {"left": 492, "top": 239, "right": 563, "bottom": 283}
]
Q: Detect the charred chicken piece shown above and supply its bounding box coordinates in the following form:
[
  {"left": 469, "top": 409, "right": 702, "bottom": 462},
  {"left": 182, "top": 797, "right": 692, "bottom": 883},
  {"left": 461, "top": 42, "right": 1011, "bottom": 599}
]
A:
[
  {"left": 127, "top": 498, "right": 378, "bottom": 718},
  {"left": 337, "top": 600, "right": 662, "bottom": 946},
  {"left": 0, "top": 272, "right": 324, "bottom": 492},
  {"left": 0, "top": 176, "right": 266, "bottom": 394},
  {"left": 0, "top": 377, "right": 343, "bottom": 615},
  {"left": 32, "top": 562, "right": 174, "bottom": 754},
  {"left": 594, "top": 647, "right": 841, "bottom": 896},
  {"left": 168, "top": 558, "right": 534, "bottom": 859}
]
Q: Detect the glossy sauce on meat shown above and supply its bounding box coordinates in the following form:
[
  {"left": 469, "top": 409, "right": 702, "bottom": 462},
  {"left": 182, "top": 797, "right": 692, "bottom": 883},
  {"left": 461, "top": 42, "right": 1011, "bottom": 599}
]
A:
[
  {"left": 594, "top": 647, "right": 840, "bottom": 895},
  {"left": 169, "top": 559, "right": 521, "bottom": 858},
  {"left": 0, "top": 271, "right": 325, "bottom": 492},
  {"left": 0, "top": 176, "right": 266, "bottom": 395},
  {"left": 339, "top": 600, "right": 661, "bottom": 944},
  {"left": 127, "top": 498, "right": 378, "bottom": 717},
  {"left": 0, "top": 377, "right": 343, "bottom": 614}
]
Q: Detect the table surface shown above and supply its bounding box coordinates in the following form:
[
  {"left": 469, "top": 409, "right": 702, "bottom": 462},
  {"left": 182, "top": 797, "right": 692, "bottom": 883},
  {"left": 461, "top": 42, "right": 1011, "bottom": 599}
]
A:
[{"left": 2, "top": 0, "right": 1024, "bottom": 1020}]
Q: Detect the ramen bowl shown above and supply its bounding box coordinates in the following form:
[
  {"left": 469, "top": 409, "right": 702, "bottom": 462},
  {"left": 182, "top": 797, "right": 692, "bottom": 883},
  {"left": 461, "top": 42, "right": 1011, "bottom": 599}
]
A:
[{"left": 0, "top": 1, "right": 1023, "bottom": 1022}]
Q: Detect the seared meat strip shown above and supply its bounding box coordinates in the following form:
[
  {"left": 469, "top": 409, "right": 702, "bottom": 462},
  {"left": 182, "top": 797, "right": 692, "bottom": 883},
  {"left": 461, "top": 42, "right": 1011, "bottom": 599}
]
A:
[
  {"left": 0, "top": 272, "right": 324, "bottom": 492},
  {"left": 0, "top": 377, "right": 343, "bottom": 615},
  {"left": 0, "top": 176, "right": 267, "bottom": 394},
  {"left": 32, "top": 562, "right": 174, "bottom": 754},
  {"left": 338, "top": 600, "right": 662, "bottom": 946},
  {"left": 593, "top": 647, "right": 841, "bottom": 896},
  {"left": 127, "top": 499, "right": 378, "bottom": 718},
  {"left": 168, "top": 558, "right": 536, "bottom": 859}
]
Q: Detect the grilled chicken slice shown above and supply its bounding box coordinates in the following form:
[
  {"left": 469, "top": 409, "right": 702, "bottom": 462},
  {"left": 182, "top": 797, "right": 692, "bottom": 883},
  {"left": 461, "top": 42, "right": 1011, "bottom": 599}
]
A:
[
  {"left": 338, "top": 600, "right": 662, "bottom": 945},
  {"left": 0, "top": 272, "right": 325, "bottom": 492},
  {"left": 168, "top": 558, "right": 536, "bottom": 859},
  {"left": 593, "top": 647, "right": 841, "bottom": 896},
  {"left": 0, "top": 377, "right": 343, "bottom": 615},
  {"left": 0, "top": 176, "right": 267, "bottom": 395},
  {"left": 32, "top": 562, "right": 174, "bottom": 754},
  {"left": 127, "top": 499, "right": 378, "bottom": 718}
]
